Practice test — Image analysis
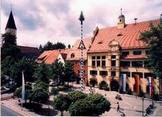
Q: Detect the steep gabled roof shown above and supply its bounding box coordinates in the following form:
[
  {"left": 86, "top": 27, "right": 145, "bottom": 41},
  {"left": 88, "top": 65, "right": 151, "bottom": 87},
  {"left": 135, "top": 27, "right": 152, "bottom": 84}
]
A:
[
  {"left": 5, "top": 11, "right": 17, "bottom": 29},
  {"left": 88, "top": 19, "right": 160, "bottom": 53}
]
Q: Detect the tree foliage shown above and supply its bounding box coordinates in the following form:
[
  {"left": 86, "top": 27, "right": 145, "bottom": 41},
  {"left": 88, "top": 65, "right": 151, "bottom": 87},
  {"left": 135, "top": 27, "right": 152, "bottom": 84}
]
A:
[
  {"left": 67, "top": 91, "right": 87, "bottom": 103},
  {"left": 39, "top": 41, "right": 66, "bottom": 53},
  {"left": 140, "top": 24, "right": 162, "bottom": 78},
  {"left": 68, "top": 93, "right": 111, "bottom": 116},
  {"left": 53, "top": 94, "right": 71, "bottom": 116},
  {"left": 33, "top": 63, "right": 50, "bottom": 84},
  {"left": 29, "top": 80, "right": 49, "bottom": 103}
]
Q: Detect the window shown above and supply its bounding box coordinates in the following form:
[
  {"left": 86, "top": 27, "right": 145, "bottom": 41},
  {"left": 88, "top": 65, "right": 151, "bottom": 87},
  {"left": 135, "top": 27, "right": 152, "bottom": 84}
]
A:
[
  {"left": 71, "top": 53, "right": 75, "bottom": 58},
  {"left": 97, "top": 60, "right": 100, "bottom": 67},
  {"left": 111, "top": 55, "right": 116, "bottom": 59},
  {"left": 101, "top": 56, "right": 106, "bottom": 67},
  {"left": 102, "top": 56, "right": 106, "bottom": 59},
  {"left": 97, "top": 56, "right": 100, "bottom": 59},
  {"left": 92, "top": 56, "right": 95, "bottom": 59},
  {"left": 121, "top": 51, "right": 129, "bottom": 57},
  {"left": 111, "top": 60, "right": 116, "bottom": 66},
  {"left": 120, "top": 61, "right": 130, "bottom": 67},
  {"left": 132, "top": 61, "right": 143, "bottom": 67},
  {"left": 102, "top": 61, "right": 106, "bottom": 67},
  {"left": 133, "top": 50, "right": 142, "bottom": 55},
  {"left": 111, "top": 71, "right": 116, "bottom": 77},
  {"left": 90, "top": 70, "right": 97, "bottom": 75},
  {"left": 100, "top": 71, "right": 108, "bottom": 76},
  {"left": 92, "top": 61, "right": 95, "bottom": 67}
]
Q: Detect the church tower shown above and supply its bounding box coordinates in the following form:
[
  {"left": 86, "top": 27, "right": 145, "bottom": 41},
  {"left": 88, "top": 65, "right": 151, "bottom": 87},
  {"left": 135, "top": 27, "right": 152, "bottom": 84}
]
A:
[
  {"left": 117, "top": 8, "right": 125, "bottom": 29},
  {"left": 5, "top": 11, "right": 17, "bottom": 36}
]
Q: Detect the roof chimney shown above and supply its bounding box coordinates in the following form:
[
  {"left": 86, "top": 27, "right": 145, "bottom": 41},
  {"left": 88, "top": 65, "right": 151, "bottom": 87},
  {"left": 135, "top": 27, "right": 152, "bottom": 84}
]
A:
[{"left": 134, "top": 18, "right": 137, "bottom": 25}]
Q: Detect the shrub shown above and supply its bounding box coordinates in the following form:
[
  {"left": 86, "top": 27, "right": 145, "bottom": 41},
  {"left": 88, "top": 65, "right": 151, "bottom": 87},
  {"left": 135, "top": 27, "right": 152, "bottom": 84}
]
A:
[
  {"left": 68, "top": 99, "right": 92, "bottom": 116},
  {"left": 99, "top": 81, "right": 109, "bottom": 91},
  {"left": 85, "top": 93, "right": 111, "bottom": 115},
  {"left": 53, "top": 94, "right": 71, "bottom": 116},
  {"left": 89, "top": 78, "right": 97, "bottom": 87},
  {"left": 67, "top": 91, "right": 87, "bottom": 103},
  {"left": 68, "top": 93, "right": 111, "bottom": 116}
]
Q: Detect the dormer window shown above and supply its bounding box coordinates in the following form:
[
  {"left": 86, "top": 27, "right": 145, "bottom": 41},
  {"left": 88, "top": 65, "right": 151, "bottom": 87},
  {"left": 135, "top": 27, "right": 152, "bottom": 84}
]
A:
[
  {"left": 71, "top": 53, "right": 75, "bottom": 58},
  {"left": 133, "top": 50, "right": 142, "bottom": 55}
]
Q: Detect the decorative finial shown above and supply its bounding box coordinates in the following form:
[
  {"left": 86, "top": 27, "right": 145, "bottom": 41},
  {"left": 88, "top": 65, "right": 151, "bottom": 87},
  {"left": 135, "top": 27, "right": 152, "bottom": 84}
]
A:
[
  {"left": 79, "top": 11, "right": 85, "bottom": 25},
  {"left": 120, "top": 8, "right": 123, "bottom": 15}
]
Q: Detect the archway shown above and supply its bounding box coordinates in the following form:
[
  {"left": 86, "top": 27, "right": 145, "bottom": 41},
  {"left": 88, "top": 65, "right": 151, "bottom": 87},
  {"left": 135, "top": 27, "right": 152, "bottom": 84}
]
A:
[{"left": 110, "top": 79, "right": 119, "bottom": 91}]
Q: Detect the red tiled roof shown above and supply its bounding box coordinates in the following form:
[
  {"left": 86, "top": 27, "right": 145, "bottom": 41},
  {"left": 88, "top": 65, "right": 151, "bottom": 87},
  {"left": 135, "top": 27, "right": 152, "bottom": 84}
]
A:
[
  {"left": 121, "top": 54, "right": 146, "bottom": 60},
  {"left": 37, "top": 50, "right": 60, "bottom": 64},
  {"left": 66, "top": 38, "right": 91, "bottom": 60},
  {"left": 88, "top": 19, "right": 160, "bottom": 53}
]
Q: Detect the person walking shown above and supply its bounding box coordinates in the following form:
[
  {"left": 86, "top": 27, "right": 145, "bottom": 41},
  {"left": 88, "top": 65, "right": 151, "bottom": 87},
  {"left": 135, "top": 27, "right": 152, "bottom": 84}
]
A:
[{"left": 117, "top": 102, "right": 120, "bottom": 112}]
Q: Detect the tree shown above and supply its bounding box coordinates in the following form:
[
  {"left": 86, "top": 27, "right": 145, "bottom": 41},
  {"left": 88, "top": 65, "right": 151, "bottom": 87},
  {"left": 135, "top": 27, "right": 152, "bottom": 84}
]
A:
[
  {"left": 51, "top": 61, "right": 65, "bottom": 85},
  {"left": 68, "top": 93, "right": 111, "bottom": 116},
  {"left": 40, "top": 41, "right": 66, "bottom": 52},
  {"left": 1, "top": 33, "right": 21, "bottom": 60},
  {"left": 33, "top": 63, "right": 50, "bottom": 84},
  {"left": 53, "top": 94, "right": 71, "bottom": 116},
  {"left": 85, "top": 94, "right": 111, "bottom": 115},
  {"left": 68, "top": 98, "right": 92, "bottom": 116},
  {"left": 140, "top": 24, "right": 162, "bottom": 93},
  {"left": 64, "top": 62, "right": 75, "bottom": 84},
  {"left": 14, "top": 83, "right": 32, "bottom": 103},
  {"left": 29, "top": 80, "right": 49, "bottom": 103},
  {"left": 67, "top": 91, "right": 87, "bottom": 103},
  {"left": 140, "top": 24, "right": 162, "bottom": 78}
]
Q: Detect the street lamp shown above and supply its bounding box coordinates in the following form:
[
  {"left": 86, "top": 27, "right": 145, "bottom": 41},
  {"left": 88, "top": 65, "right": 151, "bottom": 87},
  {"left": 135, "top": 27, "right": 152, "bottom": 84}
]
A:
[{"left": 79, "top": 11, "right": 85, "bottom": 91}]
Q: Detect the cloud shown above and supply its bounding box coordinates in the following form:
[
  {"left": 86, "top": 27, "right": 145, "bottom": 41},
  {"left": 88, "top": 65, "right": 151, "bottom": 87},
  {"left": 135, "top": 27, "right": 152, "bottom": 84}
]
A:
[{"left": 1, "top": 0, "right": 162, "bottom": 47}]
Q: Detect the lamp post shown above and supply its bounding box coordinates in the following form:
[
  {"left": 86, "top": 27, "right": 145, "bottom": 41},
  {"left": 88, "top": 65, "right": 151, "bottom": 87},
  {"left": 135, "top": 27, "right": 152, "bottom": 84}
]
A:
[
  {"left": 79, "top": 11, "right": 85, "bottom": 91},
  {"left": 142, "top": 96, "right": 144, "bottom": 117}
]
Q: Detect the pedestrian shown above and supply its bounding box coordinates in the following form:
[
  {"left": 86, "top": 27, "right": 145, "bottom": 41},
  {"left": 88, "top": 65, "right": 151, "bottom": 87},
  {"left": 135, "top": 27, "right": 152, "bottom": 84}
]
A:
[{"left": 117, "top": 102, "right": 120, "bottom": 112}]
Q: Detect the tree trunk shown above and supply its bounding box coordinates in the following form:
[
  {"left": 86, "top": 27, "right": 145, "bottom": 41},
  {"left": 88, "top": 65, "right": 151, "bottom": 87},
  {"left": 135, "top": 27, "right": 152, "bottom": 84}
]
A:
[{"left": 61, "top": 111, "right": 63, "bottom": 116}]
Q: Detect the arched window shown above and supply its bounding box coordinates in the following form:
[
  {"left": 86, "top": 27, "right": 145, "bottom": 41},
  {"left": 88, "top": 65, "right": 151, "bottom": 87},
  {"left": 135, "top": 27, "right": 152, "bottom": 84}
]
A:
[{"left": 71, "top": 53, "right": 75, "bottom": 58}]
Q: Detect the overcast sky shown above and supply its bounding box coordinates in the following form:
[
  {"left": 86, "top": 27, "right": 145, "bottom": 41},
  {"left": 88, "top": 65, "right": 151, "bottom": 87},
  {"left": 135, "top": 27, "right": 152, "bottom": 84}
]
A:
[{"left": 1, "top": 0, "right": 162, "bottom": 47}]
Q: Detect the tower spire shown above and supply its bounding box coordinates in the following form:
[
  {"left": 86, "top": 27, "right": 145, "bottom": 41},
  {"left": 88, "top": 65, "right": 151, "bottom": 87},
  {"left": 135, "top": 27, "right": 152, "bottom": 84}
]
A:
[{"left": 120, "top": 8, "right": 123, "bottom": 15}]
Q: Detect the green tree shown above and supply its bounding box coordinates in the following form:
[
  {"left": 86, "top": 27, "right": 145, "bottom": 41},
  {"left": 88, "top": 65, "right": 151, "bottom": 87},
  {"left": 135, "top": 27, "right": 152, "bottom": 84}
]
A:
[
  {"left": 14, "top": 83, "right": 32, "bottom": 103},
  {"left": 1, "top": 33, "right": 21, "bottom": 60},
  {"left": 67, "top": 91, "right": 87, "bottom": 103},
  {"left": 51, "top": 61, "right": 65, "bottom": 85},
  {"left": 68, "top": 93, "right": 111, "bottom": 116},
  {"left": 140, "top": 24, "right": 162, "bottom": 93},
  {"left": 64, "top": 62, "right": 75, "bottom": 84},
  {"left": 33, "top": 63, "right": 50, "bottom": 84},
  {"left": 40, "top": 41, "right": 66, "bottom": 52},
  {"left": 140, "top": 24, "right": 162, "bottom": 78},
  {"left": 29, "top": 80, "right": 49, "bottom": 103},
  {"left": 53, "top": 94, "right": 71, "bottom": 116},
  {"left": 68, "top": 98, "right": 91, "bottom": 116}
]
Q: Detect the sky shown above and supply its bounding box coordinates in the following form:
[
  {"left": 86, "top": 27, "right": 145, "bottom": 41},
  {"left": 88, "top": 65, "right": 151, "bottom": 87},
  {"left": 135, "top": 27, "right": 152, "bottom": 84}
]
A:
[{"left": 1, "top": 0, "right": 162, "bottom": 48}]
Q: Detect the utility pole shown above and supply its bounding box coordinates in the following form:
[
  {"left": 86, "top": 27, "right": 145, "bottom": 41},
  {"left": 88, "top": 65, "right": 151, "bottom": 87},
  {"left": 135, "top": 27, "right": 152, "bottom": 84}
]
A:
[{"left": 79, "top": 11, "right": 85, "bottom": 91}]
